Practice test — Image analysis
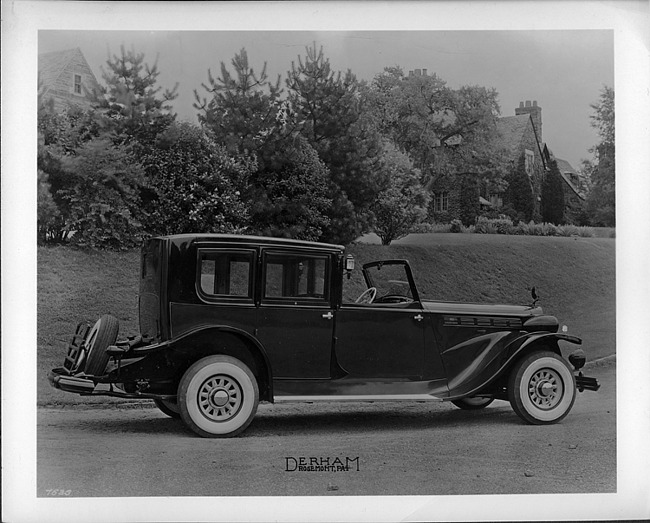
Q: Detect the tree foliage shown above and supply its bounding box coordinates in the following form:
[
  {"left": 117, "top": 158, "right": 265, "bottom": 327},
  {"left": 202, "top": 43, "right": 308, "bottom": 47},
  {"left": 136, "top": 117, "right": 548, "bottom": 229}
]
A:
[
  {"left": 58, "top": 138, "right": 146, "bottom": 249},
  {"left": 194, "top": 49, "right": 284, "bottom": 155},
  {"left": 98, "top": 45, "right": 178, "bottom": 144},
  {"left": 585, "top": 86, "right": 615, "bottom": 226},
  {"left": 286, "top": 44, "right": 386, "bottom": 243},
  {"left": 248, "top": 135, "right": 332, "bottom": 240},
  {"left": 371, "top": 141, "right": 429, "bottom": 245},
  {"left": 503, "top": 154, "right": 534, "bottom": 223},
  {"left": 541, "top": 159, "right": 565, "bottom": 225},
  {"left": 135, "top": 122, "right": 252, "bottom": 235}
]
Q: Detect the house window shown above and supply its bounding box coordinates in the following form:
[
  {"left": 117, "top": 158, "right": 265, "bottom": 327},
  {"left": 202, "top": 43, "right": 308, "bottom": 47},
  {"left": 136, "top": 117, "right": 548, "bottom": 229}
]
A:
[
  {"left": 73, "top": 74, "right": 82, "bottom": 95},
  {"left": 525, "top": 149, "right": 535, "bottom": 177},
  {"left": 433, "top": 192, "right": 449, "bottom": 213}
]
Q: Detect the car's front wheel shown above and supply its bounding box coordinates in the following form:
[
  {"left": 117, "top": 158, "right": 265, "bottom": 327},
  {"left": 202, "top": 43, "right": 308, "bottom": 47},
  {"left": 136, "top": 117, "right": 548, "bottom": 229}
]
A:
[
  {"left": 178, "top": 355, "right": 259, "bottom": 438},
  {"left": 508, "top": 350, "right": 576, "bottom": 424},
  {"left": 452, "top": 397, "right": 495, "bottom": 410}
]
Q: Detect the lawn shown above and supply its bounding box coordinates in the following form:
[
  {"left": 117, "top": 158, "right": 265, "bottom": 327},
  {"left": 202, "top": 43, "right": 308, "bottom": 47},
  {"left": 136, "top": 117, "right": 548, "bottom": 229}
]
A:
[{"left": 37, "top": 234, "right": 616, "bottom": 406}]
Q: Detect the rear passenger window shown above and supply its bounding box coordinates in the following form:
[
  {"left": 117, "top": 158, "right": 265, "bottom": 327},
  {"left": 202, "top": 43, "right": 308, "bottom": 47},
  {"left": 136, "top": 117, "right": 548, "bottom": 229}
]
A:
[
  {"left": 198, "top": 250, "right": 254, "bottom": 301},
  {"left": 263, "top": 253, "right": 329, "bottom": 304}
]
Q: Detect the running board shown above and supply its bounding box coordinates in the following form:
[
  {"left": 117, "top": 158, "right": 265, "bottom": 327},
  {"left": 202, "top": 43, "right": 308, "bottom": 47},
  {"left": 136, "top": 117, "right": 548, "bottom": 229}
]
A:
[{"left": 274, "top": 394, "right": 444, "bottom": 403}]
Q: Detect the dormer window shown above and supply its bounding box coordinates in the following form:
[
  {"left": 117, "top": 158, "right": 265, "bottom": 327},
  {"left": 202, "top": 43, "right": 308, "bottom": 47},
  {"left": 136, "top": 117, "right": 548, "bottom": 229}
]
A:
[{"left": 73, "top": 74, "right": 82, "bottom": 95}]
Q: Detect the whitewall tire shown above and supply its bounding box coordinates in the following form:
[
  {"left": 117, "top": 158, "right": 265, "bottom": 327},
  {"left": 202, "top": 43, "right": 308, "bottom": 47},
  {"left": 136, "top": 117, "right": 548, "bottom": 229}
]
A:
[
  {"left": 508, "top": 350, "right": 576, "bottom": 424},
  {"left": 178, "top": 355, "right": 259, "bottom": 438}
]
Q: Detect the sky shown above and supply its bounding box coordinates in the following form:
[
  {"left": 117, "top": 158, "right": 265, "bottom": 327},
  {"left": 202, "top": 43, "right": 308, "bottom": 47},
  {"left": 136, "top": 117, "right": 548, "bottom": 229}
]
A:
[{"left": 38, "top": 30, "right": 614, "bottom": 169}]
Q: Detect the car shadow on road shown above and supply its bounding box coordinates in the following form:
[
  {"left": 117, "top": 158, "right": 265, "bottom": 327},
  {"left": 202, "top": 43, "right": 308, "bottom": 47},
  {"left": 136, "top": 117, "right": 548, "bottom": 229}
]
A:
[{"left": 243, "top": 404, "right": 522, "bottom": 437}]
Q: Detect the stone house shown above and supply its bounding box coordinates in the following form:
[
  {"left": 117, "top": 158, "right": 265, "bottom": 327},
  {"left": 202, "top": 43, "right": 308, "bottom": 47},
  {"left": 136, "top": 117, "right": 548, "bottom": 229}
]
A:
[
  {"left": 38, "top": 48, "right": 102, "bottom": 112},
  {"left": 429, "top": 98, "right": 587, "bottom": 224}
]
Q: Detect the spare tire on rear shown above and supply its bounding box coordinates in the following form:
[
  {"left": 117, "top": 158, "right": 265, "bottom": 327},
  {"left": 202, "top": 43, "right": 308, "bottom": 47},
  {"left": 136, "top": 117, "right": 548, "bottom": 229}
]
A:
[{"left": 83, "top": 315, "right": 119, "bottom": 376}]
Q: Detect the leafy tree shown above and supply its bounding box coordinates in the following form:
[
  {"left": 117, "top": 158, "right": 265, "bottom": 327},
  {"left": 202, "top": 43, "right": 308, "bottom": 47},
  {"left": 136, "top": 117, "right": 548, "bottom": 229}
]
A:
[
  {"left": 135, "top": 122, "right": 252, "bottom": 235},
  {"left": 371, "top": 142, "right": 429, "bottom": 245},
  {"left": 585, "top": 86, "right": 615, "bottom": 226},
  {"left": 369, "top": 67, "right": 507, "bottom": 182},
  {"left": 248, "top": 135, "right": 331, "bottom": 240},
  {"left": 58, "top": 138, "right": 146, "bottom": 249},
  {"left": 503, "top": 153, "right": 534, "bottom": 223},
  {"left": 369, "top": 67, "right": 508, "bottom": 224},
  {"left": 194, "top": 48, "right": 284, "bottom": 155},
  {"left": 194, "top": 49, "right": 334, "bottom": 241},
  {"left": 98, "top": 45, "right": 178, "bottom": 144},
  {"left": 541, "top": 159, "right": 565, "bottom": 225},
  {"left": 286, "top": 44, "right": 386, "bottom": 243}
]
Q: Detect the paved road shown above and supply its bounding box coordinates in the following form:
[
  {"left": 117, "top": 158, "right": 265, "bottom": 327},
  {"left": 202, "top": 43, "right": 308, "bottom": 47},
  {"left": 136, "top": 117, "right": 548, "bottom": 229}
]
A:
[{"left": 37, "top": 359, "right": 615, "bottom": 498}]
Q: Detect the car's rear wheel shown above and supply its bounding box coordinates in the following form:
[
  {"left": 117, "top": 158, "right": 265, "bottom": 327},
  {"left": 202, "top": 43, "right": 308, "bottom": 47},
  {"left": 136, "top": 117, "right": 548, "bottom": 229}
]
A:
[
  {"left": 452, "top": 397, "right": 495, "bottom": 410},
  {"left": 508, "top": 350, "right": 576, "bottom": 424},
  {"left": 153, "top": 398, "right": 181, "bottom": 419},
  {"left": 178, "top": 355, "right": 259, "bottom": 438},
  {"left": 83, "top": 315, "right": 119, "bottom": 376}
]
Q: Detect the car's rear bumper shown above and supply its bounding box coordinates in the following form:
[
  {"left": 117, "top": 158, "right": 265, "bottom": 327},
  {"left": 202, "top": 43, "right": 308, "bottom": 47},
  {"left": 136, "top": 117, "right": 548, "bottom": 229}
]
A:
[{"left": 48, "top": 367, "right": 96, "bottom": 394}]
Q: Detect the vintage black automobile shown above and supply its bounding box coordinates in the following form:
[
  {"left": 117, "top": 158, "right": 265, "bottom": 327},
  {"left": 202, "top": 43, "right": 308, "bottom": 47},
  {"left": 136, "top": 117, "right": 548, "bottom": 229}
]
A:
[{"left": 49, "top": 234, "right": 600, "bottom": 437}]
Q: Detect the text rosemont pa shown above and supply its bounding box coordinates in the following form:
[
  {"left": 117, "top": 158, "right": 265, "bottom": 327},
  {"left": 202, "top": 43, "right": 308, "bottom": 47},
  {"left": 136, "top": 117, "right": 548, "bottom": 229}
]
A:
[{"left": 285, "top": 456, "right": 360, "bottom": 472}]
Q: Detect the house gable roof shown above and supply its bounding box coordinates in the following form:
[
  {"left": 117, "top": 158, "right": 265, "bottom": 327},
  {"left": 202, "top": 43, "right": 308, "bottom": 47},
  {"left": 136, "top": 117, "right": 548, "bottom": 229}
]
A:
[
  {"left": 494, "top": 114, "right": 530, "bottom": 156},
  {"left": 554, "top": 157, "right": 586, "bottom": 200},
  {"left": 38, "top": 47, "right": 101, "bottom": 101}
]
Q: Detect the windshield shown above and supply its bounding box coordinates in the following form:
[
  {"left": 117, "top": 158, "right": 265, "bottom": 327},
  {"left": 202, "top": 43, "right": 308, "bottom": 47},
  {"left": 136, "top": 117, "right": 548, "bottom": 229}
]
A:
[{"left": 362, "top": 260, "right": 419, "bottom": 302}]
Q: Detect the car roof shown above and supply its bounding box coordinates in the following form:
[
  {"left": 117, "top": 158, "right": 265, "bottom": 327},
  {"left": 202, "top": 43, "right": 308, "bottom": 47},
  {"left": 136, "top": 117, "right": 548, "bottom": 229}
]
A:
[{"left": 157, "top": 233, "right": 345, "bottom": 252}]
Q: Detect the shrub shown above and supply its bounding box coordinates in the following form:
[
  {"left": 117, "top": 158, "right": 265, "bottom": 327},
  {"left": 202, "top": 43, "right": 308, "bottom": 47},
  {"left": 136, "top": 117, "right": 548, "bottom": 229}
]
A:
[
  {"left": 58, "top": 138, "right": 146, "bottom": 250},
  {"left": 450, "top": 219, "right": 463, "bottom": 233},
  {"left": 474, "top": 217, "right": 514, "bottom": 235},
  {"left": 556, "top": 225, "right": 595, "bottom": 238}
]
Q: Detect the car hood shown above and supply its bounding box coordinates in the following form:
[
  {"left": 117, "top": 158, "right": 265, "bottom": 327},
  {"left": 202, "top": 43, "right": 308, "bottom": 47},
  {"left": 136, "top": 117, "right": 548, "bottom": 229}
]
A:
[{"left": 421, "top": 300, "right": 542, "bottom": 318}]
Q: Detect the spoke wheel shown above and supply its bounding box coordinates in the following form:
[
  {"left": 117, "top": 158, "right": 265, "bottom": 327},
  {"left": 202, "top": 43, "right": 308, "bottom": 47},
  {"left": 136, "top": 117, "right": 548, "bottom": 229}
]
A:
[
  {"left": 452, "top": 396, "right": 495, "bottom": 410},
  {"left": 83, "top": 315, "right": 119, "bottom": 376},
  {"left": 508, "top": 350, "right": 576, "bottom": 424},
  {"left": 179, "top": 355, "right": 258, "bottom": 438}
]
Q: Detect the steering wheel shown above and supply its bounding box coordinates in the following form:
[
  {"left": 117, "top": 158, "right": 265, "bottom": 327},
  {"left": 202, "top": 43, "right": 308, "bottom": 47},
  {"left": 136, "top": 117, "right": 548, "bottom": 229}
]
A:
[{"left": 355, "top": 287, "right": 377, "bottom": 304}]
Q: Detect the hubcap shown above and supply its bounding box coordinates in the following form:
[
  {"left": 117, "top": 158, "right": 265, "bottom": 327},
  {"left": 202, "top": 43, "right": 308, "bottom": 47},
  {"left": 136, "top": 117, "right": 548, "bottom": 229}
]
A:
[
  {"left": 198, "top": 375, "right": 243, "bottom": 422},
  {"left": 528, "top": 368, "right": 563, "bottom": 410}
]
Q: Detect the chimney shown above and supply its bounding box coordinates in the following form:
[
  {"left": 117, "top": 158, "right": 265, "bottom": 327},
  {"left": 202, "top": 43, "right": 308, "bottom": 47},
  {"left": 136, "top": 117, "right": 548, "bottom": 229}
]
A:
[
  {"left": 422, "top": 68, "right": 428, "bottom": 76},
  {"left": 515, "top": 99, "right": 542, "bottom": 143},
  {"left": 415, "top": 69, "right": 422, "bottom": 76}
]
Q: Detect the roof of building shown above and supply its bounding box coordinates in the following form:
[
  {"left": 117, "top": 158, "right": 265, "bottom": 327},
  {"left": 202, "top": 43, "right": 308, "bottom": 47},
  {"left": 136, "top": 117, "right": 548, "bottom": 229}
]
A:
[
  {"left": 554, "top": 157, "right": 586, "bottom": 200},
  {"left": 39, "top": 48, "right": 82, "bottom": 92},
  {"left": 494, "top": 114, "right": 531, "bottom": 156}
]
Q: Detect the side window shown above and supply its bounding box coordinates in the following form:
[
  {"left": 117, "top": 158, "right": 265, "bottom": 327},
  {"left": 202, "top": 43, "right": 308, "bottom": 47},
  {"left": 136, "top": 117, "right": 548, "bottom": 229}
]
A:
[
  {"left": 197, "top": 250, "right": 254, "bottom": 301},
  {"left": 263, "top": 253, "right": 329, "bottom": 305}
]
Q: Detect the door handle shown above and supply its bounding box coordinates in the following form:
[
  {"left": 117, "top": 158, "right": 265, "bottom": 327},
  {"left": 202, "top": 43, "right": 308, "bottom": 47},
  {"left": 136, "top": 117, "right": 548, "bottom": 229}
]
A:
[
  {"left": 413, "top": 314, "right": 424, "bottom": 322},
  {"left": 322, "top": 312, "right": 334, "bottom": 320}
]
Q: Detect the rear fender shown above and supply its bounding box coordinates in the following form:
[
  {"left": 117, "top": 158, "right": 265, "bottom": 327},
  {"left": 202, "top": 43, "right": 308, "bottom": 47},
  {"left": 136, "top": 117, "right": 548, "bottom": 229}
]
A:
[
  {"left": 445, "top": 332, "right": 581, "bottom": 400},
  {"left": 109, "top": 326, "right": 274, "bottom": 401}
]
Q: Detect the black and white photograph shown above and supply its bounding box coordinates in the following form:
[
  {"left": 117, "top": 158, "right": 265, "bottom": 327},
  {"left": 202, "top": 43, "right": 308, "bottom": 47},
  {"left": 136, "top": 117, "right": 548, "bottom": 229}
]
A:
[{"left": 2, "top": 1, "right": 649, "bottom": 522}]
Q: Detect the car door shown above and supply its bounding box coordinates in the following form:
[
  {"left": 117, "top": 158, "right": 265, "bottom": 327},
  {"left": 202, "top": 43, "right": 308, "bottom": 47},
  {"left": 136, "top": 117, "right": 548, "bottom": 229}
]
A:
[
  {"left": 334, "top": 303, "right": 426, "bottom": 379},
  {"left": 255, "top": 250, "right": 335, "bottom": 379},
  {"left": 334, "top": 261, "right": 426, "bottom": 379}
]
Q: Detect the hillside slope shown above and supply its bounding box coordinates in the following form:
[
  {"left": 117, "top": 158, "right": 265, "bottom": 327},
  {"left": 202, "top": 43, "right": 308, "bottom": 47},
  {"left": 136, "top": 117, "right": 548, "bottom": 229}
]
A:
[{"left": 38, "top": 235, "right": 615, "bottom": 405}]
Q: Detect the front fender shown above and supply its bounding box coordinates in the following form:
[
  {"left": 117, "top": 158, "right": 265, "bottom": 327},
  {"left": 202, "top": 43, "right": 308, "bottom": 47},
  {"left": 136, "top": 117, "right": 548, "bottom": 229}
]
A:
[{"left": 445, "top": 331, "right": 582, "bottom": 400}]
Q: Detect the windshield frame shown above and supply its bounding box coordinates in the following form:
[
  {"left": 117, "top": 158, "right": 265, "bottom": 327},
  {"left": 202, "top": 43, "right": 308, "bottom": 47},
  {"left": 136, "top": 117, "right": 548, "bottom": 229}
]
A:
[{"left": 361, "top": 260, "right": 421, "bottom": 303}]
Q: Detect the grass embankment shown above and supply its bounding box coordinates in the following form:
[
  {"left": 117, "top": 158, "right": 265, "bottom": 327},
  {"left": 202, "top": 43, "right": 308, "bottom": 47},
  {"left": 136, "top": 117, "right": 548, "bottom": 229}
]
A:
[{"left": 38, "top": 234, "right": 615, "bottom": 406}]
